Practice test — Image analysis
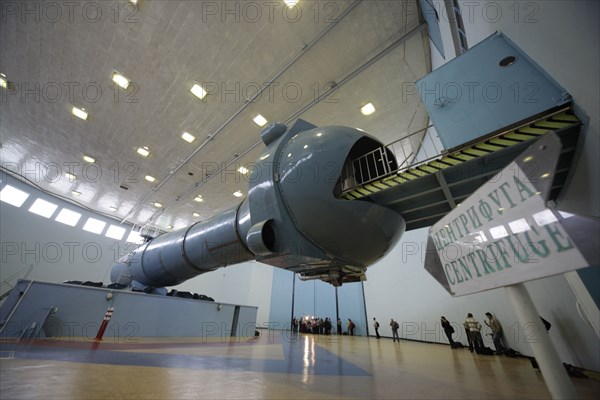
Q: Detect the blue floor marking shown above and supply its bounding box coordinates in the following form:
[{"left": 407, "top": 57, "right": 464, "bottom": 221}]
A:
[{"left": 0, "top": 336, "right": 370, "bottom": 376}]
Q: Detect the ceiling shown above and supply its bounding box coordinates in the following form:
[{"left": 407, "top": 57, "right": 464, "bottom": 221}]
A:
[{"left": 0, "top": 0, "right": 431, "bottom": 232}]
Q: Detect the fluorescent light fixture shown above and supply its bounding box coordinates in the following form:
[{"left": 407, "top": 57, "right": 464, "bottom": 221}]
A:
[
  {"left": 126, "top": 230, "right": 144, "bottom": 244},
  {"left": 253, "top": 114, "right": 268, "bottom": 127},
  {"left": 137, "top": 147, "right": 150, "bottom": 157},
  {"left": 233, "top": 190, "right": 243, "bottom": 197},
  {"left": 181, "top": 131, "right": 195, "bottom": 143},
  {"left": 83, "top": 218, "right": 106, "bottom": 234},
  {"left": 71, "top": 190, "right": 82, "bottom": 196},
  {"left": 541, "top": 173, "right": 550, "bottom": 179},
  {"left": 238, "top": 166, "right": 249, "bottom": 175},
  {"left": 83, "top": 155, "right": 95, "bottom": 163},
  {"left": 523, "top": 156, "right": 533, "bottom": 163},
  {"left": 112, "top": 72, "right": 130, "bottom": 89},
  {"left": 106, "top": 225, "right": 126, "bottom": 240},
  {"left": 130, "top": 0, "right": 138, "bottom": 4},
  {"left": 145, "top": 175, "right": 156, "bottom": 182},
  {"left": 0, "top": 76, "right": 6, "bottom": 89},
  {"left": 153, "top": 202, "right": 163, "bottom": 208},
  {"left": 361, "top": 103, "right": 376, "bottom": 116},
  {"left": 28, "top": 198, "right": 58, "bottom": 218},
  {"left": 194, "top": 195, "right": 203, "bottom": 202},
  {"left": 109, "top": 205, "right": 118, "bottom": 211},
  {"left": 489, "top": 225, "right": 509, "bottom": 239},
  {"left": 192, "top": 212, "right": 200, "bottom": 217},
  {"left": 284, "top": 0, "right": 299, "bottom": 7},
  {"left": 316, "top": 133, "right": 322, "bottom": 137},
  {"left": 191, "top": 84, "right": 207, "bottom": 99},
  {"left": 167, "top": 225, "right": 173, "bottom": 229},
  {"left": 72, "top": 106, "right": 88, "bottom": 120},
  {"left": 508, "top": 218, "right": 530, "bottom": 234},
  {"left": 55, "top": 208, "right": 82, "bottom": 227},
  {"left": 0, "top": 185, "right": 30, "bottom": 207},
  {"left": 65, "top": 172, "right": 76, "bottom": 181},
  {"left": 533, "top": 210, "right": 557, "bottom": 226}
]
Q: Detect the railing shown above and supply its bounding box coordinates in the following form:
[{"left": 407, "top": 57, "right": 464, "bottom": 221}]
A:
[{"left": 341, "top": 125, "right": 444, "bottom": 193}]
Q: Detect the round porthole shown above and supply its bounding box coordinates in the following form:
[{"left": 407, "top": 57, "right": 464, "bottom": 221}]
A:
[{"left": 499, "top": 56, "right": 517, "bottom": 67}]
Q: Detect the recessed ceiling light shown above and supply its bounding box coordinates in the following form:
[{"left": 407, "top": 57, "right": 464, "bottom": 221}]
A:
[
  {"left": 181, "top": 131, "right": 195, "bottom": 143},
  {"left": 137, "top": 147, "right": 150, "bottom": 157},
  {"left": 129, "top": 0, "right": 138, "bottom": 4},
  {"left": 238, "top": 166, "right": 249, "bottom": 175},
  {"left": 65, "top": 172, "right": 76, "bottom": 181},
  {"left": 153, "top": 202, "right": 162, "bottom": 208},
  {"left": 71, "top": 190, "right": 82, "bottom": 196},
  {"left": 194, "top": 195, "right": 203, "bottom": 202},
  {"left": 191, "top": 83, "right": 207, "bottom": 99},
  {"left": 83, "top": 155, "right": 95, "bottom": 163},
  {"left": 233, "top": 190, "right": 243, "bottom": 197},
  {"left": 253, "top": 114, "right": 268, "bottom": 127},
  {"left": 0, "top": 76, "right": 7, "bottom": 89},
  {"left": 361, "top": 103, "right": 376, "bottom": 116},
  {"left": 145, "top": 175, "right": 156, "bottom": 182},
  {"left": 284, "top": 0, "right": 299, "bottom": 7},
  {"left": 167, "top": 225, "right": 173, "bottom": 229},
  {"left": 112, "top": 72, "right": 130, "bottom": 89},
  {"left": 0, "top": 185, "right": 30, "bottom": 207},
  {"left": 72, "top": 106, "right": 88, "bottom": 120},
  {"left": 192, "top": 212, "right": 200, "bottom": 217}
]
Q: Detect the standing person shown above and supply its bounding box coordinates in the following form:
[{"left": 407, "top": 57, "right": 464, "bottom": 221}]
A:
[
  {"left": 463, "top": 317, "right": 473, "bottom": 351},
  {"left": 347, "top": 319, "right": 355, "bottom": 336},
  {"left": 464, "top": 313, "right": 483, "bottom": 352},
  {"left": 485, "top": 312, "right": 507, "bottom": 354},
  {"left": 390, "top": 318, "right": 400, "bottom": 342},
  {"left": 373, "top": 317, "right": 381, "bottom": 339},
  {"left": 440, "top": 316, "right": 456, "bottom": 349},
  {"left": 337, "top": 318, "right": 342, "bottom": 335}
]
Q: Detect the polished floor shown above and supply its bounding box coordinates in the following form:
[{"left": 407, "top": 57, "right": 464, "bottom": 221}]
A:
[{"left": 1, "top": 333, "right": 599, "bottom": 399}]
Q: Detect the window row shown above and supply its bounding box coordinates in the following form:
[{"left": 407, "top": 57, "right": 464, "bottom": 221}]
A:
[{"left": 0, "top": 184, "right": 143, "bottom": 243}]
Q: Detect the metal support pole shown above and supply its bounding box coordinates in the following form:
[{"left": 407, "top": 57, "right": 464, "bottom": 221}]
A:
[{"left": 505, "top": 283, "right": 577, "bottom": 399}]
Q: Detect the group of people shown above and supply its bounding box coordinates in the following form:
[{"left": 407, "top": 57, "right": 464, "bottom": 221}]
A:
[
  {"left": 372, "top": 318, "right": 400, "bottom": 342},
  {"left": 292, "top": 317, "right": 358, "bottom": 335},
  {"left": 441, "top": 312, "right": 508, "bottom": 354}
]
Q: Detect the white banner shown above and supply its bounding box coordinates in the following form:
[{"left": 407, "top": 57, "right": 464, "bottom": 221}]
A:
[{"left": 429, "top": 161, "right": 588, "bottom": 296}]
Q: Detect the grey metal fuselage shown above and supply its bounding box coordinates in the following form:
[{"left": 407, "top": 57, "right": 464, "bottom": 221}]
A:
[{"left": 111, "top": 120, "right": 405, "bottom": 288}]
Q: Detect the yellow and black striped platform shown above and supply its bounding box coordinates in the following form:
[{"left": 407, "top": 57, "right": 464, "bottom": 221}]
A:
[{"left": 341, "top": 108, "right": 580, "bottom": 201}]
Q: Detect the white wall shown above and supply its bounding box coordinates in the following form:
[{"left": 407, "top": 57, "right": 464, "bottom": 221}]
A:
[
  {"left": 363, "top": 0, "right": 600, "bottom": 371},
  {"left": 454, "top": 0, "right": 599, "bottom": 217},
  {"left": 364, "top": 228, "right": 600, "bottom": 370}
]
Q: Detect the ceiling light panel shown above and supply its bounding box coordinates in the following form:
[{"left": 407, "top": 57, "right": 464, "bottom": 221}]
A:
[
  {"left": 191, "top": 84, "right": 207, "bottom": 99},
  {"left": 112, "top": 72, "right": 130, "bottom": 89},
  {"left": 253, "top": 114, "right": 268, "bottom": 127},
  {"left": 181, "top": 132, "right": 195, "bottom": 143},
  {"left": 137, "top": 147, "right": 150, "bottom": 157},
  {"left": 71, "top": 106, "right": 88, "bottom": 120},
  {"left": 361, "top": 103, "right": 376, "bottom": 116}
]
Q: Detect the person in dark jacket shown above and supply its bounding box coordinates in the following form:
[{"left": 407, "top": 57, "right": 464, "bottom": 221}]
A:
[{"left": 441, "top": 316, "right": 456, "bottom": 349}]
